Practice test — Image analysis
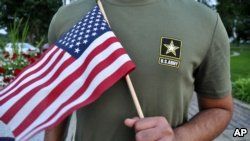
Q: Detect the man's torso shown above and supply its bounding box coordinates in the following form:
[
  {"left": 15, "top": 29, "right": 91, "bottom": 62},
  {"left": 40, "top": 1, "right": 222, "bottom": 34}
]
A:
[{"left": 48, "top": 0, "right": 221, "bottom": 140}]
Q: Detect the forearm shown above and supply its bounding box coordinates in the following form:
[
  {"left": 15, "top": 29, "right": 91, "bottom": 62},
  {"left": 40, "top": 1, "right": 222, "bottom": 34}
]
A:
[{"left": 174, "top": 107, "right": 232, "bottom": 141}]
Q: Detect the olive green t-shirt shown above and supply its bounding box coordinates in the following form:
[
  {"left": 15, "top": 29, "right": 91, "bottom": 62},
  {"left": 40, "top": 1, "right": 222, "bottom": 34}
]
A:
[{"left": 48, "top": 0, "right": 231, "bottom": 140}]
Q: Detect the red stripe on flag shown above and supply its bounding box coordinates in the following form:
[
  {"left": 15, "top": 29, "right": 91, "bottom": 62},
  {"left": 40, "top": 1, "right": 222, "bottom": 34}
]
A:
[
  {"left": 13, "top": 48, "right": 126, "bottom": 135},
  {"left": 0, "top": 48, "right": 62, "bottom": 106},
  {"left": 19, "top": 61, "right": 135, "bottom": 141},
  {"left": 0, "top": 51, "right": 70, "bottom": 122},
  {"left": 13, "top": 37, "right": 120, "bottom": 136},
  {"left": 0, "top": 47, "right": 59, "bottom": 101},
  {"left": 0, "top": 46, "right": 56, "bottom": 96}
]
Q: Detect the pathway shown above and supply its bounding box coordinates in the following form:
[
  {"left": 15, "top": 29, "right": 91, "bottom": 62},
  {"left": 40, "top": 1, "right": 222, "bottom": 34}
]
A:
[{"left": 189, "top": 95, "right": 250, "bottom": 141}]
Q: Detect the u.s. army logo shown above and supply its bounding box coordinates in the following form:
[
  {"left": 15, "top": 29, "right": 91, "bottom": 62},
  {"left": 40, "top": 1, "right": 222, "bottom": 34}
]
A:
[{"left": 158, "top": 37, "right": 181, "bottom": 68}]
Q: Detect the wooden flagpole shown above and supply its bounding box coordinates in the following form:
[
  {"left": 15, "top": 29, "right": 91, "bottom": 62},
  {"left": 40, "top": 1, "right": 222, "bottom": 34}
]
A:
[{"left": 97, "top": 0, "right": 144, "bottom": 118}]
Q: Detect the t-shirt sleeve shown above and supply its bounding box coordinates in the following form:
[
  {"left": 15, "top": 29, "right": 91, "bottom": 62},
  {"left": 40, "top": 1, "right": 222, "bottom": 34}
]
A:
[{"left": 194, "top": 14, "right": 231, "bottom": 98}]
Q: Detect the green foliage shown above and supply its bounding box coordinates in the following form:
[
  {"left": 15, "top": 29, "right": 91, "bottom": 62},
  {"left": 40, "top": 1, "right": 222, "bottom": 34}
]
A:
[
  {"left": 8, "top": 18, "right": 30, "bottom": 54},
  {"left": 217, "top": 0, "right": 250, "bottom": 41},
  {"left": 232, "top": 78, "right": 250, "bottom": 104},
  {"left": 1, "top": 18, "right": 30, "bottom": 71},
  {"left": 0, "top": 18, "right": 41, "bottom": 87},
  {"left": 230, "top": 44, "right": 250, "bottom": 104},
  {"left": 8, "top": 19, "right": 29, "bottom": 54},
  {"left": 0, "top": 35, "right": 8, "bottom": 50},
  {"left": 0, "top": 0, "right": 62, "bottom": 44}
]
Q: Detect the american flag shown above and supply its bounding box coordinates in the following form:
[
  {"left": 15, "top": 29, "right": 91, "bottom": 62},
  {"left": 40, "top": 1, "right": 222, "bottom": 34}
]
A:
[{"left": 0, "top": 5, "right": 135, "bottom": 141}]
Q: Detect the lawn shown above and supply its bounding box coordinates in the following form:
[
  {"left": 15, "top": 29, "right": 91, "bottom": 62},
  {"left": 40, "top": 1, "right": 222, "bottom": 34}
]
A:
[
  {"left": 230, "top": 44, "right": 250, "bottom": 104},
  {"left": 230, "top": 44, "right": 250, "bottom": 81}
]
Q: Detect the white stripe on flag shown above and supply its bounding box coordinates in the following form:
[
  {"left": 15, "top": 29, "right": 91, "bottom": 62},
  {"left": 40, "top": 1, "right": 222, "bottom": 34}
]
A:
[
  {"left": 0, "top": 31, "right": 114, "bottom": 97},
  {"left": 16, "top": 40, "right": 122, "bottom": 138},
  {"left": 0, "top": 49, "right": 65, "bottom": 116},
  {"left": 0, "top": 48, "right": 62, "bottom": 101},
  {"left": 20, "top": 54, "right": 131, "bottom": 141},
  {"left": 0, "top": 31, "right": 114, "bottom": 115},
  {"left": 0, "top": 47, "right": 58, "bottom": 96},
  {"left": 6, "top": 52, "right": 72, "bottom": 130},
  {"left": 5, "top": 31, "right": 117, "bottom": 136}
]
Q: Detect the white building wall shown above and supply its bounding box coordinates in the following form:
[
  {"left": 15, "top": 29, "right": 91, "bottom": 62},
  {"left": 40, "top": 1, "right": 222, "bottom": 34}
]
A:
[{"left": 62, "top": 0, "right": 77, "bottom": 5}]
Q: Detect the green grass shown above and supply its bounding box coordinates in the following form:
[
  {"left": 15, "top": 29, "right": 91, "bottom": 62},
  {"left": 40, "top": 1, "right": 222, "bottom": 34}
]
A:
[
  {"left": 230, "top": 44, "right": 250, "bottom": 81},
  {"left": 230, "top": 43, "right": 250, "bottom": 104}
]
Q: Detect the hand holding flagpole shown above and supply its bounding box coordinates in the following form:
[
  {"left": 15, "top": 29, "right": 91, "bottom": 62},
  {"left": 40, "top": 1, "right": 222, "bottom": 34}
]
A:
[{"left": 97, "top": 0, "right": 144, "bottom": 118}]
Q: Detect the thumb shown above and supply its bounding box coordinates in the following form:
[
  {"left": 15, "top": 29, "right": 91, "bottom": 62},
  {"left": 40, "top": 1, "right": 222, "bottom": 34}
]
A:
[{"left": 124, "top": 117, "right": 140, "bottom": 128}]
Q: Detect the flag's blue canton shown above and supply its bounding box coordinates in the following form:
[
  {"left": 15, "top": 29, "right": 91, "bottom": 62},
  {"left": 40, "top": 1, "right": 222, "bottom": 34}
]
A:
[{"left": 55, "top": 6, "right": 110, "bottom": 59}]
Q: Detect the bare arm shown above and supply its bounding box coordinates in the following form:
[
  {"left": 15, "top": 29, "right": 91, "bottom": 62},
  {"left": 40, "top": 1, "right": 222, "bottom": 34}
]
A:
[
  {"left": 174, "top": 93, "right": 233, "bottom": 141},
  {"left": 44, "top": 119, "right": 68, "bottom": 141},
  {"left": 124, "top": 92, "right": 233, "bottom": 141}
]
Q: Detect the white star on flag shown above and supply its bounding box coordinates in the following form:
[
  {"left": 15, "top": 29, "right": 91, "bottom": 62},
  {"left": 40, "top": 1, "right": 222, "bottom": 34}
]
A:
[{"left": 74, "top": 48, "right": 80, "bottom": 53}]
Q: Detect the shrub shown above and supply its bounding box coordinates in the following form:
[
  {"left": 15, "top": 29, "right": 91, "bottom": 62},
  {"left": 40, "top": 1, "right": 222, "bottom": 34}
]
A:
[
  {"left": 0, "top": 19, "right": 41, "bottom": 87},
  {"left": 232, "top": 77, "right": 250, "bottom": 104}
]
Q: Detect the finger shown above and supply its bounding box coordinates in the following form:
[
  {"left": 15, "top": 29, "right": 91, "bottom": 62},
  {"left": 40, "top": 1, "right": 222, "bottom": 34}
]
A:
[
  {"left": 134, "top": 117, "right": 169, "bottom": 132},
  {"left": 124, "top": 117, "right": 140, "bottom": 128},
  {"left": 135, "top": 127, "right": 162, "bottom": 141}
]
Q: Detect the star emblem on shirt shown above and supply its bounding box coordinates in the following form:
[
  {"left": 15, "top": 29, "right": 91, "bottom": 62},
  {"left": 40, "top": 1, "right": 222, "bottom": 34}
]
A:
[{"left": 164, "top": 40, "right": 179, "bottom": 56}]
